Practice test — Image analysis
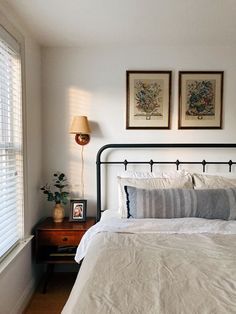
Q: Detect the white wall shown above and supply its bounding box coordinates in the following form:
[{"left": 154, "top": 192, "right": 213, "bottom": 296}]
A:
[
  {"left": 0, "top": 1, "right": 235, "bottom": 312},
  {"left": 42, "top": 44, "right": 236, "bottom": 217},
  {"left": 0, "top": 2, "right": 43, "bottom": 313}
]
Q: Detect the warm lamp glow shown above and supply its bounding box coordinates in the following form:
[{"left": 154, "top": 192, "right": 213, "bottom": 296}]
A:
[
  {"left": 70, "top": 116, "right": 91, "bottom": 134},
  {"left": 70, "top": 116, "right": 91, "bottom": 145}
]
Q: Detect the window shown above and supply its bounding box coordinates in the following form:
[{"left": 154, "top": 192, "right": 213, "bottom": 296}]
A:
[{"left": 0, "top": 25, "right": 24, "bottom": 260}]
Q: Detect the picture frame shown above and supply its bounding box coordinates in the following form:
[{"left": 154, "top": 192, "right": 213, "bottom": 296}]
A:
[
  {"left": 178, "top": 71, "right": 224, "bottom": 129},
  {"left": 69, "top": 199, "right": 87, "bottom": 222},
  {"left": 126, "top": 71, "right": 172, "bottom": 129}
]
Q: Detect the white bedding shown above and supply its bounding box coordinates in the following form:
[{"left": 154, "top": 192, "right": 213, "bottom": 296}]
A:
[
  {"left": 63, "top": 217, "right": 236, "bottom": 314},
  {"left": 75, "top": 216, "right": 236, "bottom": 263}
]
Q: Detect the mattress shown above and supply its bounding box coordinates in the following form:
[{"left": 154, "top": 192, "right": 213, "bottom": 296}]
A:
[{"left": 62, "top": 217, "right": 236, "bottom": 314}]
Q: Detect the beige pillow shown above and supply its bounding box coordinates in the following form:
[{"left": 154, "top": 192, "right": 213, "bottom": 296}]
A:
[
  {"left": 118, "top": 174, "right": 193, "bottom": 218},
  {"left": 193, "top": 173, "right": 236, "bottom": 189}
]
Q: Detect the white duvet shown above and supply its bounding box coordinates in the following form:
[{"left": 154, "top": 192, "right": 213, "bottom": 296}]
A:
[{"left": 62, "top": 217, "right": 236, "bottom": 314}]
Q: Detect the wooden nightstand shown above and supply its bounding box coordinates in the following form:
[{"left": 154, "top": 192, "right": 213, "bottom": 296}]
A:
[{"left": 35, "top": 217, "right": 96, "bottom": 292}]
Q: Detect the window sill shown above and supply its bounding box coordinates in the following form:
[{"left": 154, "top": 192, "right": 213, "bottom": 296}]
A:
[{"left": 0, "top": 236, "right": 34, "bottom": 275}]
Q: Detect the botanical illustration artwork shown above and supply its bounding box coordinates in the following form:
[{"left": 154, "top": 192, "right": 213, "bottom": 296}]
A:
[
  {"left": 134, "top": 80, "right": 163, "bottom": 120},
  {"left": 126, "top": 71, "right": 171, "bottom": 129},
  {"left": 185, "top": 79, "right": 215, "bottom": 120},
  {"left": 179, "top": 71, "right": 223, "bottom": 129}
]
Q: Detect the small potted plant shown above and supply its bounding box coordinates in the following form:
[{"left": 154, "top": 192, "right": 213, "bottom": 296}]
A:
[{"left": 41, "top": 172, "right": 70, "bottom": 223}]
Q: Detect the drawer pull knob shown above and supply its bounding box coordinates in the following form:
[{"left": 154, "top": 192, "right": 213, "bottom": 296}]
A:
[{"left": 62, "top": 237, "right": 68, "bottom": 241}]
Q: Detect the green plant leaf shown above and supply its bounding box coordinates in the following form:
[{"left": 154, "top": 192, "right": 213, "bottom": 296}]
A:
[
  {"left": 54, "top": 192, "right": 61, "bottom": 203},
  {"left": 61, "top": 196, "right": 68, "bottom": 205},
  {"left": 47, "top": 193, "right": 54, "bottom": 202},
  {"left": 59, "top": 173, "right": 65, "bottom": 181},
  {"left": 41, "top": 172, "right": 70, "bottom": 204},
  {"left": 54, "top": 184, "right": 62, "bottom": 189}
]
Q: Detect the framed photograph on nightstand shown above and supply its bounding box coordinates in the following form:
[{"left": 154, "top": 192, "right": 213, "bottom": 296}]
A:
[{"left": 69, "top": 199, "right": 87, "bottom": 222}]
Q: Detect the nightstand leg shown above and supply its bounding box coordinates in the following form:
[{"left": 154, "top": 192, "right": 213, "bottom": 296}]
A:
[{"left": 42, "top": 264, "right": 55, "bottom": 293}]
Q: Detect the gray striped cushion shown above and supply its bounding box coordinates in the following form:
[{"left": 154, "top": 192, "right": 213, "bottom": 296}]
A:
[{"left": 124, "top": 186, "right": 236, "bottom": 220}]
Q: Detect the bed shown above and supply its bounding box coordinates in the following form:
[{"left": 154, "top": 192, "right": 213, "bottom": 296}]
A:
[{"left": 62, "top": 143, "right": 236, "bottom": 314}]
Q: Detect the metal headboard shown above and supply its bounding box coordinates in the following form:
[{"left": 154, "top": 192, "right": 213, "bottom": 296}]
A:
[{"left": 96, "top": 143, "right": 236, "bottom": 221}]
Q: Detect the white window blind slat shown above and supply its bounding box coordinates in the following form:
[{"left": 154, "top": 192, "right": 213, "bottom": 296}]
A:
[
  {"left": 0, "top": 239, "right": 19, "bottom": 258},
  {"left": 0, "top": 184, "right": 17, "bottom": 194},
  {"left": 0, "top": 175, "right": 18, "bottom": 183},
  {"left": 0, "top": 236, "right": 19, "bottom": 258},
  {"left": 0, "top": 198, "right": 17, "bottom": 212},
  {"left": 0, "top": 168, "right": 16, "bottom": 173},
  {"left": 0, "top": 219, "right": 17, "bottom": 235},
  {"left": 0, "top": 212, "right": 17, "bottom": 227},
  {"left": 0, "top": 199, "right": 18, "bottom": 214},
  {"left": 0, "top": 210, "right": 16, "bottom": 223},
  {"left": 0, "top": 25, "right": 23, "bottom": 261},
  {"left": 0, "top": 224, "right": 18, "bottom": 242}
]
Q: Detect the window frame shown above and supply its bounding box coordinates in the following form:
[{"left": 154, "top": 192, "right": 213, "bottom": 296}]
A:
[{"left": 0, "top": 11, "right": 27, "bottom": 260}]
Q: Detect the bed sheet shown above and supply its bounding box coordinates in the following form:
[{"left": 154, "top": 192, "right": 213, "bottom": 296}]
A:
[{"left": 62, "top": 218, "right": 236, "bottom": 314}]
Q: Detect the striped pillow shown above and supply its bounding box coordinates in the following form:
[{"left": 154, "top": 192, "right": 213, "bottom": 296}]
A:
[{"left": 124, "top": 186, "right": 236, "bottom": 220}]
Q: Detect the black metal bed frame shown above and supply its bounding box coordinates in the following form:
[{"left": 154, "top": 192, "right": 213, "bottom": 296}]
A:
[{"left": 96, "top": 143, "right": 236, "bottom": 221}]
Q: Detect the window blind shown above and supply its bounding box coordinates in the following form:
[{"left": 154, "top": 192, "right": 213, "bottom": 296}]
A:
[{"left": 0, "top": 25, "right": 24, "bottom": 260}]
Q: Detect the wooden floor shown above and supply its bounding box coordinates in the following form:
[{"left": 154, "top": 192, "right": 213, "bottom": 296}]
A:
[{"left": 23, "top": 272, "right": 77, "bottom": 314}]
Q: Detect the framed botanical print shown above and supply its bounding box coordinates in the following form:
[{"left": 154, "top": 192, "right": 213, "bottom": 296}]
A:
[
  {"left": 178, "top": 71, "right": 224, "bottom": 129},
  {"left": 126, "top": 71, "right": 172, "bottom": 129},
  {"left": 69, "top": 199, "right": 87, "bottom": 222}
]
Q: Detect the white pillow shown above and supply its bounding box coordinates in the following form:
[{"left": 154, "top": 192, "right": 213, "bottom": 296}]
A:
[
  {"left": 118, "top": 169, "right": 190, "bottom": 179},
  {"left": 118, "top": 173, "right": 193, "bottom": 218},
  {"left": 101, "top": 209, "right": 122, "bottom": 221},
  {"left": 193, "top": 173, "right": 236, "bottom": 189}
]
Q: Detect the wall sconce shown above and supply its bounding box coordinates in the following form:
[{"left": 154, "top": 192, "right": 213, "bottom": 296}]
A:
[
  {"left": 69, "top": 116, "right": 91, "bottom": 145},
  {"left": 69, "top": 116, "right": 91, "bottom": 199}
]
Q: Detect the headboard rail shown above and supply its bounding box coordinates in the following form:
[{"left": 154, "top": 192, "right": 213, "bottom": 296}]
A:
[
  {"left": 99, "top": 160, "right": 234, "bottom": 172},
  {"left": 96, "top": 143, "right": 236, "bottom": 221}
]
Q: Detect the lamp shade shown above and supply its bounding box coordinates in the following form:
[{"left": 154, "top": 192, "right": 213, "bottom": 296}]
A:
[{"left": 69, "top": 116, "right": 91, "bottom": 134}]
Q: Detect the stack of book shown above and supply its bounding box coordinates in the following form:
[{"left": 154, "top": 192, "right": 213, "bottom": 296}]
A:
[{"left": 49, "top": 246, "right": 77, "bottom": 257}]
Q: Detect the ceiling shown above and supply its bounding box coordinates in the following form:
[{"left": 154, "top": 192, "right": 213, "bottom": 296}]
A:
[{"left": 4, "top": 0, "right": 236, "bottom": 47}]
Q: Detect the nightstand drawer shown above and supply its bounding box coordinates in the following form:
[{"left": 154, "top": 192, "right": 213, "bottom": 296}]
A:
[{"left": 38, "top": 231, "right": 84, "bottom": 246}]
